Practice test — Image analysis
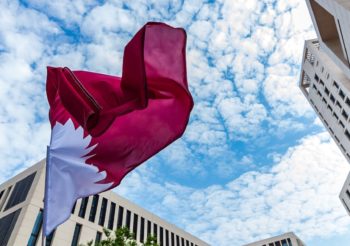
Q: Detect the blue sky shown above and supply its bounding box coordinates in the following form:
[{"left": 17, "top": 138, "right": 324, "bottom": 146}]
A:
[{"left": 1, "top": 0, "right": 350, "bottom": 245}]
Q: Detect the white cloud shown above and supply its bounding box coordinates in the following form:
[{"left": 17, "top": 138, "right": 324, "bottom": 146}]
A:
[{"left": 117, "top": 133, "right": 350, "bottom": 245}]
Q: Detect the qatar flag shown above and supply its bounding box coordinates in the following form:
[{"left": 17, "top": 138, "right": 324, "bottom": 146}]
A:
[{"left": 44, "top": 22, "right": 193, "bottom": 236}]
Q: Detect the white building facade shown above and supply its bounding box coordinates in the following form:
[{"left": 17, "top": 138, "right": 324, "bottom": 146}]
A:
[
  {"left": 300, "top": 0, "right": 350, "bottom": 215},
  {"left": 243, "top": 232, "right": 305, "bottom": 246},
  {"left": 0, "top": 160, "right": 209, "bottom": 246}
]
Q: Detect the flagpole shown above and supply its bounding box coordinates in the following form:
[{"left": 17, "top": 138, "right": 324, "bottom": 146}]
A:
[{"left": 42, "top": 145, "right": 50, "bottom": 246}]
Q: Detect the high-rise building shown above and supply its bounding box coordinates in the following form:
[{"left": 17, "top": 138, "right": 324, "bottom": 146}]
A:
[
  {"left": 299, "top": 0, "right": 350, "bottom": 214},
  {"left": 243, "top": 232, "right": 305, "bottom": 246},
  {"left": 340, "top": 172, "right": 350, "bottom": 215},
  {"left": 0, "top": 160, "right": 209, "bottom": 246}
]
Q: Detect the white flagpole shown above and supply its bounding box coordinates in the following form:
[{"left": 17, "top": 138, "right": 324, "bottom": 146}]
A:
[{"left": 42, "top": 145, "right": 50, "bottom": 246}]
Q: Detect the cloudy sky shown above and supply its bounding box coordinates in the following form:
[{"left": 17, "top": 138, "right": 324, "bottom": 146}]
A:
[{"left": 1, "top": 0, "right": 350, "bottom": 245}]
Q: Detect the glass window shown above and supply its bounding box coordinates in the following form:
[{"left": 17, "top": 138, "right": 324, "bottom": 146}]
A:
[
  {"left": 342, "top": 110, "right": 349, "bottom": 120},
  {"left": 0, "top": 190, "right": 4, "bottom": 201},
  {"left": 28, "top": 209, "right": 42, "bottom": 246},
  {"left": 287, "top": 238, "right": 293, "bottom": 246},
  {"left": 98, "top": 198, "right": 107, "bottom": 226},
  {"left": 166, "top": 230, "right": 169, "bottom": 246},
  {"left": 330, "top": 94, "right": 335, "bottom": 103},
  {"left": 281, "top": 239, "right": 288, "bottom": 246},
  {"left": 71, "top": 223, "right": 82, "bottom": 246},
  {"left": 346, "top": 98, "right": 350, "bottom": 107},
  {"left": 346, "top": 190, "right": 350, "bottom": 199},
  {"left": 334, "top": 81, "right": 339, "bottom": 89},
  {"left": 95, "top": 231, "right": 102, "bottom": 245},
  {"left": 78, "top": 197, "right": 89, "bottom": 218},
  {"left": 324, "top": 87, "right": 330, "bottom": 95},
  {"left": 89, "top": 195, "right": 99, "bottom": 222},
  {"left": 108, "top": 202, "right": 116, "bottom": 230},
  {"left": 171, "top": 232, "right": 175, "bottom": 246},
  {"left": 181, "top": 237, "right": 185, "bottom": 246},
  {"left": 71, "top": 201, "right": 77, "bottom": 214},
  {"left": 339, "top": 89, "right": 345, "bottom": 99},
  {"left": 345, "top": 130, "right": 350, "bottom": 141},
  {"left": 147, "top": 220, "right": 151, "bottom": 236},
  {"left": 314, "top": 74, "right": 319, "bottom": 81},
  {"left": 133, "top": 214, "right": 138, "bottom": 239},
  {"left": 186, "top": 240, "right": 189, "bottom": 246},
  {"left": 160, "top": 227, "right": 163, "bottom": 246},
  {"left": 176, "top": 235, "right": 180, "bottom": 246},
  {"left": 117, "top": 206, "right": 124, "bottom": 228},
  {"left": 275, "top": 241, "right": 281, "bottom": 246},
  {"left": 46, "top": 230, "right": 55, "bottom": 246},
  {"left": 140, "top": 217, "right": 145, "bottom": 243},
  {"left": 126, "top": 210, "right": 131, "bottom": 229},
  {"left": 153, "top": 223, "right": 158, "bottom": 239},
  {"left": 5, "top": 172, "right": 36, "bottom": 210},
  {"left": 0, "top": 208, "right": 21, "bottom": 246}
]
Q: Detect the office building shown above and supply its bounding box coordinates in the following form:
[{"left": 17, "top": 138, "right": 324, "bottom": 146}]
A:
[
  {"left": 0, "top": 160, "right": 209, "bottom": 246},
  {"left": 299, "top": 0, "right": 350, "bottom": 214},
  {"left": 243, "top": 232, "right": 305, "bottom": 246},
  {"left": 340, "top": 172, "right": 350, "bottom": 215}
]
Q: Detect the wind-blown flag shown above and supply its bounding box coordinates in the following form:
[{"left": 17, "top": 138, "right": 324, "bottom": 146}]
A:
[{"left": 44, "top": 22, "right": 193, "bottom": 235}]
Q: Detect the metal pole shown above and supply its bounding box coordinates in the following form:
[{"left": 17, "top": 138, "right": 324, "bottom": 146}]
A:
[{"left": 42, "top": 145, "right": 50, "bottom": 246}]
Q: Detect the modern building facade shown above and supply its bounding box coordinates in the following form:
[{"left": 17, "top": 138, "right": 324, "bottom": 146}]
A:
[
  {"left": 299, "top": 0, "right": 350, "bottom": 214},
  {"left": 340, "top": 172, "right": 350, "bottom": 215},
  {"left": 243, "top": 232, "right": 305, "bottom": 246},
  {"left": 0, "top": 160, "right": 209, "bottom": 246}
]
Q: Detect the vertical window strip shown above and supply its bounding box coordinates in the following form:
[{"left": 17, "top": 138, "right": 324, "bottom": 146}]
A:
[
  {"left": 71, "top": 223, "right": 82, "bottom": 246},
  {"left": 133, "top": 214, "right": 138, "bottom": 239},
  {"left": 98, "top": 198, "right": 108, "bottom": 226},
  {"left": 117, "top": 206, "right": 124, "bottom": 228},
  {"left": 126, "top": 210, "right": 131, "bottom": 229},
  {"left": 108, "top": 202, "right": 116, "bottom": 230},
  {"left": 78, "top": 197, "right": 89, "bottom": 218},
  {"left": 140, "top": 217, "right": 145, "bottom": 243},
  {"left": 27, "top": 209, "right": 43, "bottom": 246},
  {"left": 89, "top": 195, "right": 99, "bottom": 222}
]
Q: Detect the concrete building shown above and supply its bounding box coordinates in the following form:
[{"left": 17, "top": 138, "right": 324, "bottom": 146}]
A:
[
  {"left": 243, "top": 232, "right": 305, "bottom": 246},
  {"left": 340, "top": 172, "right": 350, "bottom": 215},
  {"left": 299, "top": 0, "right": 350, "bottom": 215},
  {"left": 0, "top": 160, "right": 209, "bottom": 246}
]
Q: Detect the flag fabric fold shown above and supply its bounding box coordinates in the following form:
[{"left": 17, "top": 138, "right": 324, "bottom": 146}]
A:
[{"left": 44, "top": 22, "right": 193, "bottom": 236}]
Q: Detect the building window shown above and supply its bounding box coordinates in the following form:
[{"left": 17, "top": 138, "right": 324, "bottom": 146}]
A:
[
  {"left": 0, "top": 208, "right": 21, "bottom": 246},
  {"left": 153, "top": 223, "right": 158, "bottom": 240},
  {"left": 95, "top": 231, "right": 102, "bottom": 245},
  {"left": 340, "top": 120, "right": 345, "bottom": 128},
  {"left": 327, "top": 105, "right": 332, "bottom": 112},
  {"left": 320, "top": 79, "right": 324, "bottom": 86},
  {"left": 133, "top": 214, "right": 138, "bottom": 239},
  {"left": 324, "top": 87, "right": 330, "bottom": 96},
  {"left": 78, "top": 197, "right": 89, "bottom": 218},
  {"left": 333, "top": 81, "right": 339, "bottom": 89},
  {"left": 140, "top": 217, "right": 145, "bottom": 243},
  {"left": 339, "top": 89, "right": 346, "bottom": 100},
  {"left": 166, "top": 230, "right": 169, "bottom": 246},
  {"left": 342, "top": 110, "right": 349, "bottom": 120},
  {"left": 0, "top": 186, "right": 11, "bottom": 211},
  {"left": 186, "top": 240, "right": 190, "bottom": 246},
  {"left": 117, "top": 206, "right": 124, "bottom": 228},
  {"left": 346, "top": 190, "right": 350, "bottom": 200},
  {"left": 160, "top": 227, "right": 163, "bottom": 246},
  {"left": 126, "top": 210, "right": 131, "bottom": 229},
  {"left": 176, "top": 235, "right": 180, "bottom": 246},
  {"left": 317, "top": 90, "right": 322, "bottom": 97},
  {"left": 313, "top": 84, "right": 317, "bottom": 90},
  {"left": 269, "top": 243, "right": 274, "bottom": 246},
  {"left": 46, "top": 230, "right": 55, "bottom": 246},
  {"left": 314, "top": 74, "right": 319, "bottom": 81},
  {"left": 333, "top": 112, "right": 339, "bottom": 120},
  {"left": 108, "top": 202, "right": 116, "bottom": 230},
  {"left": 147, "top": 220, "right": 152, "bottom": 236},
  {"left": 322, "top": 97, "right": 327, "bottom": 104},
  {"left": 330, "top": 94, "right": 335, "bottom": 103},
  {"left": 275, "top": 241, "right": 281, "bottom": 246},
  {"left": 89, "top": 195, "right": 99, "bottom": 222},
  {"left": 341, "top": 144, "right": 346, "bottom": 152},
  {"left": 71, "top": 223, "right": 82, "bottom": 246},
  {"left": 0, "top": 190, "right": 4, "bottom": 201},
  {"left": 71, "top": 201, "right": 77, "bottom": 214},
  {"left": 346, "top": 98, "right": 350, "bottom": 108},
  {"left": 98, "top": 198, "right": 107, "bottom": 226},
  {"left": 281, "top": 239, "right": 288, "bottom": 246},
  {"left": 336, "top": 101, "right": 342, "bottom": 109},
  {"left": 171, "top": 233, "right": 175, "bottom": 246},
  {"left": 181, "top": 237, "right": 185, "bottom": 246},
  {"left": 5, "top": 172, "right": 36, "bottom": 210},
  {"left": 346, "top": 130, "right": 350, "bottom": 141},
  {"left": 28, "top": 209, "right": 42, "bottom": 246}
]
